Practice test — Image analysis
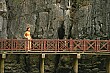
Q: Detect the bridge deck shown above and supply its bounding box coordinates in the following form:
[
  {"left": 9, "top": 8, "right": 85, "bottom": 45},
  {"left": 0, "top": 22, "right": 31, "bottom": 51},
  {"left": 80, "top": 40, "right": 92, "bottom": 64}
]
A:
[
  {"left": 1, "top": 51, "right": 110, "bottom": 55},
  {"left": 0, "top": 39, "right": 110, "bottom": 55}
]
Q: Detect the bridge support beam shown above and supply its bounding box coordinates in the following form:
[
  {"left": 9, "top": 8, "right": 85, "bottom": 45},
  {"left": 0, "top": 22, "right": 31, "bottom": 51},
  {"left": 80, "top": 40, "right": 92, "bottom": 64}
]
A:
[
  {"left": 73, "top": 54, "right": 81, "bottom": 73},
  {"left": 40, "top": 54, "right": 45, "bottom": 73},
  {"left": 0, "top": 54, "right": 6, "bottom": 73},
  {"left": 106, "top": 56, "right": 110, "bottom": 73}
]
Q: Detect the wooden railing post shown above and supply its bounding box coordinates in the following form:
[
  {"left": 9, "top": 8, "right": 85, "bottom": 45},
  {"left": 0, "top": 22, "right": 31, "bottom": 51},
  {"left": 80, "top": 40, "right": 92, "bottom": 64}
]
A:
[
  {"left": 44, "top": 39, "right": 46, "bottom": 51},
  {"left": 83, "top": 39, "right": 86, "bottom": 51},
  {"left": 55, "top": 39, "right": 57, "bottom": 51},
  {"left": 96, "top": 38, "right": 100, "bottom": 52},
  {"left": 11, "top": 39, "right": 13, "bottom": 51},
  {"left": 29, "top": 39, "right": 32, "bottom": 51},
  {"left": 58, "top": 39, "right": 59, "bottom": 51},
  {"left": 108, "top": 40, "right": 110, "bottom": 52},
  {"left": 13, "top": 39, "right": 15, "bottom": 51},
  {"left": 94, "top": 40, "right": 97, "bottom": 52},
  {"left": 70, "top": 38, "right": 73, "bottom": 51}
]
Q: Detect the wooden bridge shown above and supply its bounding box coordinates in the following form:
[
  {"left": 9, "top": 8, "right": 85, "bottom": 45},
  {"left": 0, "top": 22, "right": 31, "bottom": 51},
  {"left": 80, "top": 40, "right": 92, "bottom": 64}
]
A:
[
  {"left": 0, "top": 39, "right": 110, "bottom": 73},
  {"left": 0, "top": 39, "right": 110, "bottom": 54}
]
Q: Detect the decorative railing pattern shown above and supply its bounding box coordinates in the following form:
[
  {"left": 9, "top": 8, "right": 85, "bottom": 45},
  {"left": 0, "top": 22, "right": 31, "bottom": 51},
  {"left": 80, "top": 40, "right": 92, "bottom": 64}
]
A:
[{"left": 0, "top": 39, "right": 110, "bottom": 52}]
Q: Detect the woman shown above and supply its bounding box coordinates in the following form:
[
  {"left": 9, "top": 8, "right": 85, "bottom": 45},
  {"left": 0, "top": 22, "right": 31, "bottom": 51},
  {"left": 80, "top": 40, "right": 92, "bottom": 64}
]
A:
[{"left": 24, "top": 27, "right": 32, "bottom": 51}]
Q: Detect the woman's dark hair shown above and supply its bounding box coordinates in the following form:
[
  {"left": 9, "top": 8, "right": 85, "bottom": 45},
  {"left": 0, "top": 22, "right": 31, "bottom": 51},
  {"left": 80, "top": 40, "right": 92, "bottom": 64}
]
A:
[
  {"left": 56, "top": 0, "right": 61, "bottom": 3},
  {"left": 26, "top": 27, "right": 30, "bottom": 31}
]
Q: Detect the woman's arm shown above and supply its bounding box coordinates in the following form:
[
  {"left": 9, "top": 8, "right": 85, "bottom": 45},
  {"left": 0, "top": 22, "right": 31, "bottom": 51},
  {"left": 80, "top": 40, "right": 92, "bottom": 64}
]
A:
[{"left": 24, "top": 32, "right": 28, "bottom": 39}]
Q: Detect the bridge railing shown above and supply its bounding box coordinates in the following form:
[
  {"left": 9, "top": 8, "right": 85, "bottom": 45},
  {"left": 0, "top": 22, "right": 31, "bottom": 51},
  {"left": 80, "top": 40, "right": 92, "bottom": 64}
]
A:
[{"left": 0, "top": 39, "right": 110, "bottom": 52}]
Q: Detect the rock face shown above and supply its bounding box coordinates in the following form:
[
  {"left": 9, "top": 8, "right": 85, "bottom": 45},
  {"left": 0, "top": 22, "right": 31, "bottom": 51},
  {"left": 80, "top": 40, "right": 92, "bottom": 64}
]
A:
[
  {"left": 0, "top": 0, "right": 7, "bottom": 39},
  {"left": 1, "top": 0, "right": 109, "bottom": 39}
]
